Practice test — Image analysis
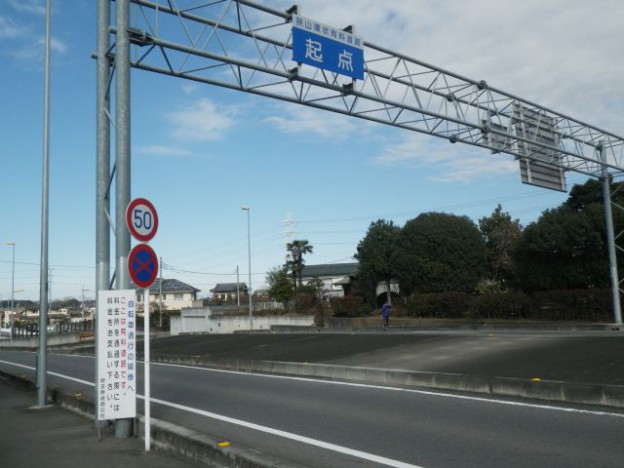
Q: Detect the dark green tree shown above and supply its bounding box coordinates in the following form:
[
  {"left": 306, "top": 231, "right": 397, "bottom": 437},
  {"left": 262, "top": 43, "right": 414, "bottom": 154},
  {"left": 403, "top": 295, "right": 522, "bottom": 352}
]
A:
[
  {"left": 514, "top": 205, "right": 607, "bottom": 290},
  {"left": 286, "top": 239, "right": 314, "bottom": 287},
  {"left": 513, "top": 178, "right": 624, "bottom": 291},
  {"left": 392, "top": 212, "right": 488, "bottom": 295},
  {"left": 58, "top": 297, "right": 80, "bottom": 309},
  {"left": 478, "top": 204, "right": 522, "bottom": 288},
  {"left": 354, "top": 219, "right": 401, "bottom": 304},
  {"left": 266, "top": 266, "right": 295, "bottom": 307}
]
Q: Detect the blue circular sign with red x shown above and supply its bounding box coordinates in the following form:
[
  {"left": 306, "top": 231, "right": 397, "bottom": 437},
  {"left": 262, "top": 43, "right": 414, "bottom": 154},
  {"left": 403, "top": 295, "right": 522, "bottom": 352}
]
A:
[{"left": 128, "top": 243, "right": 159, "bottom": 288}]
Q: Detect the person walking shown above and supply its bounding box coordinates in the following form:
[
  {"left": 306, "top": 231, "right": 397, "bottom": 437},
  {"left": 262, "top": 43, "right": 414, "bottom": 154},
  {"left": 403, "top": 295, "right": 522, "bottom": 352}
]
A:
[{"left": 381, "top": 301, "right": 391, "bottom": 328}]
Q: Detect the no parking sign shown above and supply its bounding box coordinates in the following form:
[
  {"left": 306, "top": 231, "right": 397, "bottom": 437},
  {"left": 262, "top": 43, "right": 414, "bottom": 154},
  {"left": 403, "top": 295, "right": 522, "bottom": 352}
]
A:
[{"left": 128, "top": 243, "right": 158, "bottom": 288}]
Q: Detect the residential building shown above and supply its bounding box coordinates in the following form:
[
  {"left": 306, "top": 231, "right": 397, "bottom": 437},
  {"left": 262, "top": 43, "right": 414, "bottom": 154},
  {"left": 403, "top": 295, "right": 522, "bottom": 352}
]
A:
[
  {"left": 135, "top": 278, "right": 200, "bottom": 310},
  {"left": 210, "top": 283, "right": 247, "bottom": 303},
  {"left": 300, "top": 262, "right": 359, "bottom": 298}
]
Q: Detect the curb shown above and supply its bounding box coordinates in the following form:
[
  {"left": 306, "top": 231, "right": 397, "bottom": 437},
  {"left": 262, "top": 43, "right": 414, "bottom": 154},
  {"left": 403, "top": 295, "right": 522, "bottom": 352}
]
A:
[
  {"left": 153, "top": 356, "right": 624, "bottom": 410},
  {"left": 0, "top": 370, "right": 305, "bottom": 468}
]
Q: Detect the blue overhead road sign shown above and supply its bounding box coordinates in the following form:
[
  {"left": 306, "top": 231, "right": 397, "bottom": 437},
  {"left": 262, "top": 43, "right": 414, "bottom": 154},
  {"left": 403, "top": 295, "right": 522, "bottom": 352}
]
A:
[{"left": 292, "top": 15, "right": 364, "bottom": 80}]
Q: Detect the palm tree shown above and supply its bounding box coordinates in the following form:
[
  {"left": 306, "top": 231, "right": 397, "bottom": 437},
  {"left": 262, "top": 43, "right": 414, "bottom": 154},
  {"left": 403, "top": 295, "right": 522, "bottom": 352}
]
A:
[{"left": 286, "top": 239, "right": 314, "bottom": 287}]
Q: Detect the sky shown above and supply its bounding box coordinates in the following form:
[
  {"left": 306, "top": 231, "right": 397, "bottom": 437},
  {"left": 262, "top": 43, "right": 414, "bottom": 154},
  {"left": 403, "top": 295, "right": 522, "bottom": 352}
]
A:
[{"left": 1, "top": 0, "right": 623, "bottom": 303}]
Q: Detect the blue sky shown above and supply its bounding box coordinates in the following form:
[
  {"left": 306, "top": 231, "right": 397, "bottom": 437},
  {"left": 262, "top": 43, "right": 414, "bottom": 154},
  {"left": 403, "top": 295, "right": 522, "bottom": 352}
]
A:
[{"left": 1, "top": 0, "right": 623, "bottom": 302}]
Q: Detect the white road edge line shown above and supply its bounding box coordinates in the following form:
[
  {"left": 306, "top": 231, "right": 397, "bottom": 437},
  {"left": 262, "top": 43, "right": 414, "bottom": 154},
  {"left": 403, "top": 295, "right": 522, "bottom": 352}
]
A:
[
  {"left": 7, "top": 354, "right": 624, "bottom": 419},
  {"left": 0, "top": 358, "right": 423, "bottom": 468},
  {"left": 151, "top": 360, "right": 624, "bottom": 419}
]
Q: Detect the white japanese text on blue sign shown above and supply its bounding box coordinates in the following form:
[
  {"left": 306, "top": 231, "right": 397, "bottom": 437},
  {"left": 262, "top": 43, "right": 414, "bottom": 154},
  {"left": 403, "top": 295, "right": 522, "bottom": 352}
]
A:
[{"left": 292, "top": 15, "right": 364, "bottom": 80}]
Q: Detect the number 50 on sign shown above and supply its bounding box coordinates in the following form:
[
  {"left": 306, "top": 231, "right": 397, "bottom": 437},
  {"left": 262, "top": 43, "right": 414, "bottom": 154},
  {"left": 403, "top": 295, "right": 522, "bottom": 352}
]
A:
[{"left": 126, "top": 198, "right": 159, "bottom": 242}]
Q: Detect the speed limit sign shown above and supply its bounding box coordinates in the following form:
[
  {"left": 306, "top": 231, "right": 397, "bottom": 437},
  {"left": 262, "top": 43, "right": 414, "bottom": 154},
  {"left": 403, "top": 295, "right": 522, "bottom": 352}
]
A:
[{"left": 126, "top": 198, "right": 159, "bottom": 242}]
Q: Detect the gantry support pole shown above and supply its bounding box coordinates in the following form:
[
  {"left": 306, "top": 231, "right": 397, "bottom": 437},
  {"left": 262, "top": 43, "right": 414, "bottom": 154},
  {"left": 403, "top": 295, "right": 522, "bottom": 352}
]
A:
[
  {"left": 96, "top": 0, "right": 111, "bottom": 425},
  {"left": 600, "top": 145, "right": 623, "bottom": 324},
  {"left": 114, "top": 0, "right": 133, "bottom": 438}
]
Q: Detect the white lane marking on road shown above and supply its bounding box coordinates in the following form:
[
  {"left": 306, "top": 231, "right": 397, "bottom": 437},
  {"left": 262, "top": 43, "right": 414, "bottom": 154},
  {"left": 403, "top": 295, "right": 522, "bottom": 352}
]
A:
[
  {"left": 5, "top": 355, "right": 624, "bottom": 419},
  {"left": 0, "top": 358, "right": 423, "bottom": 468},
  {"left": 152, "top": 361, "right": 624, "bottom": 419},
  {"left": 149, "top": 396, "right": 424, "bottom": 468}
]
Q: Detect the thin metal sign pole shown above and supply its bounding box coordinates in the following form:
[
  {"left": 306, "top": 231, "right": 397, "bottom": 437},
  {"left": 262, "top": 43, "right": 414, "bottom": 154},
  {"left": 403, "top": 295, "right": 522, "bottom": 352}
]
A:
[{"left": 144, "top": 287, "right": 151, "bottom": 451}]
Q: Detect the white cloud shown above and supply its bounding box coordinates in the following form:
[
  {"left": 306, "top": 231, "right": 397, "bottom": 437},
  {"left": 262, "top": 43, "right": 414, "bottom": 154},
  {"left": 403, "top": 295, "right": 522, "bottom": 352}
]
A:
[
  {"left": 10, "top": 36, "right": 68, "bottom": 65},
  {"left": 264, "top": 105, "right": 359, "bottom": 140},
  {"left": 272, "top": 0, "right": 624, "bottom": 134},
  {"left": 134, "top": 145, "right": 193, "bottom": 158},
  {"left": 0, "top": 16, "right": 22, "bottom": 39},
  {"left": 374, "top": 133, "right": 517, "bottom": 183},
  {"left": 8, "top": 0, "right": 46, "bottom": 16},
  {"left": 181, "top": 84, "right": 199, "bottom": 95},
  {"left": 168, "top": 98, "right": 237, "bottom": 141}
]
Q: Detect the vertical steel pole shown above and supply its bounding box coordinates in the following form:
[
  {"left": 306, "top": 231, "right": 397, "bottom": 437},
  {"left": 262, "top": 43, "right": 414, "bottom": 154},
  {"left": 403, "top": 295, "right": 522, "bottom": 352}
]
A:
[
  {"left": 115, "top": 0, "right": 133, "bottom": 438},
  {"left": 96, "top": 0, "right": 111, "bottom": 425},
  {"left": 37, "top": 0, "right": 52, "bottom": 407},
  {"left": 9, "top": 243, "right": 15, "bottom": 311},
  {"left": 159, "top": 257, "right": 163, "bottom": 328},
  {"left": 241, "top": 207, "right": 253, "bottom": 330},
  {"left": 248, "top": 211, "right": 253, "bottom": 329},
  {"left": 600, "top": 145, "right": 623, "bottom": 324},
  {"left": 144, "top": 287, "right": 151, "bottom": 451}
]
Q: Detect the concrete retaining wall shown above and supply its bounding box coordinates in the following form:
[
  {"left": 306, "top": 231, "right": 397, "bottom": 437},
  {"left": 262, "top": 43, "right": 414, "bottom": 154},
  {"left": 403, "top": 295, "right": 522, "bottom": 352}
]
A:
[
  {"left": 170, "top": 312, "right": 314, "bottom": 335},
  {"left": 152, "top": 356, "right": 624, "bottom": 410}
]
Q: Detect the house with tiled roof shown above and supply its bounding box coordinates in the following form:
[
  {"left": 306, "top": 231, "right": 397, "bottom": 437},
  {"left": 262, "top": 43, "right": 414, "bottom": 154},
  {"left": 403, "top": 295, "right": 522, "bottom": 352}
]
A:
[
  {"left": 210, "top": 283, "right": 247, "bottom": 302},
  {"left": 300, "top": 262, "right": 359, "bottom": 298},
  {"left": 135, "top": 278, "right": 200, "bottom": 310},
  {"left": 301, "top": 262, "right": 399, "bottom": 304}
]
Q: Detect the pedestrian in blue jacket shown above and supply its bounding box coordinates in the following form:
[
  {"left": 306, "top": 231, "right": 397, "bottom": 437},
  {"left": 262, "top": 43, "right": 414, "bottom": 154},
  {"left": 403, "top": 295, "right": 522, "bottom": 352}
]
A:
[{"left": 382, "top": 302, "right": 391, "bottom": 328}]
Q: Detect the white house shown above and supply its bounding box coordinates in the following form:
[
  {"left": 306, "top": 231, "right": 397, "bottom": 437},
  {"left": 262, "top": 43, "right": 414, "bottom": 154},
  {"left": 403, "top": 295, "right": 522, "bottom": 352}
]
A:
[
  {"left": 135, "top": 278, "right": 200, "bottom": 310},
  {"left": 300, "top": 263, "right": 359, "bottom": 298}
]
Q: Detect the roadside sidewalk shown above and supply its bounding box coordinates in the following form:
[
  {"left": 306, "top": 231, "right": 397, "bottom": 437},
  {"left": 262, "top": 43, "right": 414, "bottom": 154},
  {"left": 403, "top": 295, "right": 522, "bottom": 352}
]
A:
[{"left": 0, "top": 378, "right": 198, "bottom": 468}]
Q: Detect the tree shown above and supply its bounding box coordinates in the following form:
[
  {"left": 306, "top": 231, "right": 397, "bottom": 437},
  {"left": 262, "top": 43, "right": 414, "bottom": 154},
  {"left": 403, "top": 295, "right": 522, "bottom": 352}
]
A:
[
  {"left": 266, "top": 266, "right": 294, "bottom": 307},
  {"left": 478, "top": 204, "right": 522, "bottom": 288},
  {"left": 514, "top": 178, "right": 624, "bottom": 291},
  {"left": 286, "top": 239, "right": 314, "bottom": 287},
  {"left": 354, "top": 219, "right": 401, "bottom": 304},
  {"left": 514, "top": 205, "right": 607, "bottom": 290},
  {"left": 58, "top": 297, "right": 81, "bottom": 309},
  {"left": 392, "top": 212, "right": 488, "bottom": 295}
]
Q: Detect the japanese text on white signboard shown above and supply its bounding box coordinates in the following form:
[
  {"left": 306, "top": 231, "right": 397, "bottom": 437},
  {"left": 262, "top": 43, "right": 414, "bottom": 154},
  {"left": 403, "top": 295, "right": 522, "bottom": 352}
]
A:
[{"left": 97, "top": 290, "right": 137, "bottom": 421}]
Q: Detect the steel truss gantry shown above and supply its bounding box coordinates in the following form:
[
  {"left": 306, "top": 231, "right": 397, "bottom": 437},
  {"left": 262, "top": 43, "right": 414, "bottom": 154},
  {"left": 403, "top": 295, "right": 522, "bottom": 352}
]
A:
[
  {"left": 96, "top": 0, "right": 624, "bottom": 353},
  {"left": 121, "top": 0, "right": 624, "bottom": 177}
]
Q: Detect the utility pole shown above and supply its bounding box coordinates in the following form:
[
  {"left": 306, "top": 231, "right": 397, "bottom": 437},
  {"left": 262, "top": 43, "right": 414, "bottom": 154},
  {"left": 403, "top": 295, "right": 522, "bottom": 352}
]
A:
[
  {"left": 241, "top": 206, "right": 253, "bottom": 330},
  {"left": 159, "top": 257, "right": 163, "bottom": 329},
  {"left": 37, "top": 0, "right": 52, "bottom": 408}
]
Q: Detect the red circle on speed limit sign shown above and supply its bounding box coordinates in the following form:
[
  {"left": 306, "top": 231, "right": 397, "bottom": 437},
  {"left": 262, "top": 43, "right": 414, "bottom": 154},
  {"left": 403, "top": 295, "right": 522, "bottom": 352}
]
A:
[{"left": 126, "top": 198, "right": 159, "bottom": 242}]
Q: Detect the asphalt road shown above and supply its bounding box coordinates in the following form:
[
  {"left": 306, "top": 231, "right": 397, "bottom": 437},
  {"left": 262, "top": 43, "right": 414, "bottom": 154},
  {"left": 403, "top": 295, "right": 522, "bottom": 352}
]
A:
[
  {"left": 140, "top": 330, "right": 624, "bottom": 385},
  {"left": 1, "top": 349, "right": 623, "bottom": 468}
]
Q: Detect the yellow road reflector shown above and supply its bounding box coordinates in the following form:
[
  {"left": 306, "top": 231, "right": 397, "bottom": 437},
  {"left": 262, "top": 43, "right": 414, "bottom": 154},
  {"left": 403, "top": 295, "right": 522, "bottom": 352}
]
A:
[
  {"left": 530, "top": 377, "right": 542, "bottom": 382},
  {"left": 217, "top": 441, "right": 231, "bottom": 447}
]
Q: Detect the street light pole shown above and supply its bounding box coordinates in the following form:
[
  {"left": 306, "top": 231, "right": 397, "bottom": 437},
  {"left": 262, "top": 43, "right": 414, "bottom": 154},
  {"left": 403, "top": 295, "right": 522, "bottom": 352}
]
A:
[
  {"left": 241, "top": 206, "right": 253, "bottom": 330},
  {"left": 6, "top": 243, "right": 15, "bottom": 312},
  {"left": 37, "top": 0, "right": 52, "bottom": 408}
]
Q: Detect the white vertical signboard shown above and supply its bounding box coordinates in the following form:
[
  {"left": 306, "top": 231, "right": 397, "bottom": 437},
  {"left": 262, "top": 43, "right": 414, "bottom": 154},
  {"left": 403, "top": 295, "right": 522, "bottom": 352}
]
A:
[{"left": 97, "top": 289, "right": 137, "bottom": 421}]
